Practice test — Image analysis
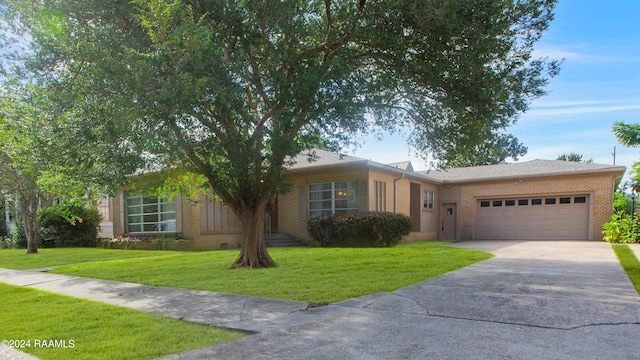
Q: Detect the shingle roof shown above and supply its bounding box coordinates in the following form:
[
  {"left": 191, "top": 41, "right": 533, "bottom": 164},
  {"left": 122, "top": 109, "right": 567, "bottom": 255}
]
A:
[
  {"left": 286, "top": 149, "right": 367, "bottom": 170},
  {"left": 386, "top": 161, "right": 414, "bottom": 172},
  {"left": 418, "top": 159, "right": 626, "bottom": 183},
  {"left": 286, "top": 150, "right": 626, "bottom": 184}
]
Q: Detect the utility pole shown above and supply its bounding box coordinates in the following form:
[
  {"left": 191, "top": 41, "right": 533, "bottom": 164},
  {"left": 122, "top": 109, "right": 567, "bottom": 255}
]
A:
[{"left": 612, "top": 146, "right": 616, "bottom": 165}]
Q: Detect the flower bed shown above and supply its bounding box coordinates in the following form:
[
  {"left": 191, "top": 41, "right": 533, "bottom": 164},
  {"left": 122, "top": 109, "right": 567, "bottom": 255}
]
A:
[{"left": 100, "top": 235, "right": 195, "bottom": 250}]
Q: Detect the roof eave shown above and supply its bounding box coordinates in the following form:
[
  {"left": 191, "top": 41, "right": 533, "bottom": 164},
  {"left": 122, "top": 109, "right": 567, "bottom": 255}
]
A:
[
  {"left": 283, "top": 159, "right": 445, "bottom": 184},
  {"left": 438, "top": 166, "right": 627, "bottom": 185}
]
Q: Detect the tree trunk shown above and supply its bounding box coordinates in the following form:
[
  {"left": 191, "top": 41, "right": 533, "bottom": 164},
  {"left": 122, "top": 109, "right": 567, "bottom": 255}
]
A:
[
  {"left": 232, "top": 199, "right": 276, "bottom": 268},
  {"left": 20, "top": 195, "right": 40, "bottom": 254}
]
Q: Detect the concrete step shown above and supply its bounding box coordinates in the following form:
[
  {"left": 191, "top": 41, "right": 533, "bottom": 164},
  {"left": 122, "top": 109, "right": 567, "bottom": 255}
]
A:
[{"left": 264, "top": 233, "right": 305, "bottom": 247}]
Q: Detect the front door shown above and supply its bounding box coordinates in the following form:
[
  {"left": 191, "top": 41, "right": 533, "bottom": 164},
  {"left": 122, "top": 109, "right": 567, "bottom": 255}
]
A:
[{"left": 441, "top": 203, "right": 457, "bottom": 240}]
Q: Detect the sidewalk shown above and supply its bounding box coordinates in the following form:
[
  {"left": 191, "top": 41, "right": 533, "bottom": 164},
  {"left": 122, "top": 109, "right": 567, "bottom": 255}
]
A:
[
  {"left": 0, "top": 346, "right": 40, "bottom": 360},
  {"left": 0, "top": 268, "right": 311, "bottom": 334}
]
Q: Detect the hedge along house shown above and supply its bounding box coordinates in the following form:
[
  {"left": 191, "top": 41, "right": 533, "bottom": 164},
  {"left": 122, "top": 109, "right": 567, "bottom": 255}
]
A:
[{"left": 101, "top": 149, "right": 625, "bottom": 248}]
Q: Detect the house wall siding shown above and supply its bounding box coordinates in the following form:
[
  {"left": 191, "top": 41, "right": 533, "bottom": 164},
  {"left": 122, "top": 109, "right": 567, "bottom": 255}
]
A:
[
  {"left": 277, "top": 169, "right": 439, "bottom": 242},
  {"left": 105, "top": 164, "right": 621, "bottom": 248},
  {"left": 448, "top": 173, "right": 616, "bottom": 241},
  {"left": 109, "top": 190, "right": 242, "bottom": 250},
  {"left": 278, "top": 167, "right": 369, "bottom": 242},
  {"left": 419, "top": 182, "right": 439, "bottom": 238}
]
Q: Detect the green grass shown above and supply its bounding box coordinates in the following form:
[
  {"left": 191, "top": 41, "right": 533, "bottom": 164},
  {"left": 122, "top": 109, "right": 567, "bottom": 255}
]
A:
[
  {"left": 0, "top": 283, "right": 244, "bottom": 360},
  {"left": 612, "top": 244, "right": 640, "bottom": 294},
  {"left": 0, "top": 248, "right": 181, "bottom": 270},
  {"left": 49, "top": 242, "right": 493, "bottom": 304}
]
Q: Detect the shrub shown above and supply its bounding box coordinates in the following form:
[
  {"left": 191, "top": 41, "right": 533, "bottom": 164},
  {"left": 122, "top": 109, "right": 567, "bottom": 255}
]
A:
[
  {"left": 39, "top": 203, "right": 103, "bottom": 247},
  {"left": 101, "top": 234, "right": 192, "bottom": 250},
  {"left": 613, "top": 192, "right": 633, "bottom": 214},
  {"left": 307, "top": 212, "right": 413, "bottom": 247},
  {"left": 602, "top": 212, "right": 640, "bottom": 244}
]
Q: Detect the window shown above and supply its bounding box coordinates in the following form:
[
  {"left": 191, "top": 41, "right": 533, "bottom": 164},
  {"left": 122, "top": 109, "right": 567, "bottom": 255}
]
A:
[
  {"left": 574, "top": 196, "right": 586, "bottom": 204},
  {"left": 126, "top": 194, "right": 176, "bottom": 233},
  {"left": 545, "top": 198, "right": 557, "bottom": 205},
  {"left": 559, "top": 197, "right": 571, "bottom": 204},
  {"left": 518, "top": 199, "right": 529, "bottom": 206},
  {"left": 532, "top": 199, "right": 542, "bottom": 205},
  {"left": 309, "top": 181, "right": 359, "bottom": 218},
  {"left": 505, "top": 200, "right": 516, "bottom": 207},
  {"left": 374, "top": 181, "right": 386, "bottom": 212},
  {"left": 480, "top": 201, "right": 490, "bottom": 208},
  {"left": 492, "top": 200, "right": 503, "bottom": 207},
  {"left": 423, "top": 190, "right": 435, "bottom": 210}
]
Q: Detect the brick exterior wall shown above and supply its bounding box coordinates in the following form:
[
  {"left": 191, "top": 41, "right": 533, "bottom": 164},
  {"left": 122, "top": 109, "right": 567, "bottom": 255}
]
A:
[
  {"left": 448, "top": 172, "right": 617, "bottom": 241},
  {"left": 278, "top": 167, "right": 369, "bottom": 243},
  {"left": 277, "top": 167, "right": 439, "bottom": 243},
  {"left": 108, "top": 167, "right": 620, "bottom": 249},
  {"left": 110, "top": 190, "right": 242, "bottom": 250}
]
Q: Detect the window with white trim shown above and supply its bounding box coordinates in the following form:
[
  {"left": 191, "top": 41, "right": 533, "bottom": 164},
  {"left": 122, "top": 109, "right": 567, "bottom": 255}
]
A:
[
  {"left": 126, "top": 194, "right": 176, "bottom": 233},
  {"left": 423, "top": 190, "right": 435, "bottom": 210},
  {"left": 309, "top": 181, "right": 359, "bottom": 218}
]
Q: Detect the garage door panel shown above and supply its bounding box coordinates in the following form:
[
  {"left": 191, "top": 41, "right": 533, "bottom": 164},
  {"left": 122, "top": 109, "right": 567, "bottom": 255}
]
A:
[{"left": 477, "top": 196, "right": 589, "bottom": 240}]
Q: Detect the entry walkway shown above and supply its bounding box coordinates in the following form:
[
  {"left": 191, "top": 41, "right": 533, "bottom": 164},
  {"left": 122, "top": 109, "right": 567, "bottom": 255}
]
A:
[{"left": 1, "top": 241, "right": 640, "bottom": 359}]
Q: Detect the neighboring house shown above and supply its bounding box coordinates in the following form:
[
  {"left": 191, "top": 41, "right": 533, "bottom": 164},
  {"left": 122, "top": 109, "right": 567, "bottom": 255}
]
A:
[
  {"left": 3, "top": 196, "right": 17, "bottom": 236},
  {"left": 99, "top": 149, "right": 626, "bottom": 248}
]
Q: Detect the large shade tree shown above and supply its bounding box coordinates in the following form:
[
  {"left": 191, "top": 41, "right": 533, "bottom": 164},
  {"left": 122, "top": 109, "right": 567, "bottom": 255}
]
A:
[
  {"left": 0, "top": 85, "right": 58, "bottom": 253},
  {"left": 3, "top": 0, "right": 560, "bottom": 267}
]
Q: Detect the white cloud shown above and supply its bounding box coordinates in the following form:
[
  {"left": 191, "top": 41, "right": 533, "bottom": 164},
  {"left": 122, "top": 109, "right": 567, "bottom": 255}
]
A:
[
  {"left": 526, "top": 103, "right": 640, "bottom": 118},
  {"left": 533, "top": 46, "right": 581, "bottom": 60},
  {"left": 533, "top": 45, "right": 619, "bottom": 63}
]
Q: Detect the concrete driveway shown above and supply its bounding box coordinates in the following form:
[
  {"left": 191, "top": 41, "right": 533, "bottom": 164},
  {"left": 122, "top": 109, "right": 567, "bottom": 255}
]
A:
[{"left": 164, "top": 241, "right": 640, "bottom": 359}]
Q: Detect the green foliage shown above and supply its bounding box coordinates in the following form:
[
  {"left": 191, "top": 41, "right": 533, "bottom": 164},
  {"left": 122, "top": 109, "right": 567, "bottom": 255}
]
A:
[
  {"left": 39, "top": 203, "right": 103, "bottom": 247},
  {"left": 0, "top": 198, "right": 7, "bottom": 238},
  {"left": 613, "top": 121, "right": 640, "bottom": 147},
  {"left": 128, "top": 167, "right": 209, "bottom": 203},
  {"left": 613, "top": 121, "right": 640, "bottom": 193},
  {"left": 443, "top": 133, "right": 528, "bottom": 167},
  {"left": 613, "top": 191, "right": 633, "bottom": 214},
  {"left": 102, "top": 234, "right": 191, "bottom": 250},
  {"left": 12, "top": 220, "right": 27, "bottom": 248},
  {"left": 308, "top": 212, "right": 413, "bottom": 247},
  {"left": 602, "top": 213, "right": 640, "bottom": 244},
  {"left": 612, "top": 245, "right": 640, "bottom": 294},
  {"left": 556, "top": 153, "right": 594, "bottom": 163}
]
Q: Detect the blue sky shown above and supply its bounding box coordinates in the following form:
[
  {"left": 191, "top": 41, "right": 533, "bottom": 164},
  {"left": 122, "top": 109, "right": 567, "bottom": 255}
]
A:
[{"left": 352, "top": 0, "right": 640, "bottom": 179}]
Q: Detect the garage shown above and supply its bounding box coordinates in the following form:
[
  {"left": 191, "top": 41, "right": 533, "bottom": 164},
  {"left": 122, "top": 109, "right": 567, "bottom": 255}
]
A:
[{"left": 477, "top": 195, "right": 589, "bottom": 240}]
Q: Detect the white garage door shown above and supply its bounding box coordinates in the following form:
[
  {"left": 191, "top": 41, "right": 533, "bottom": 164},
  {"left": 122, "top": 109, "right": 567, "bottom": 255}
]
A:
[{"left": 477, "top": 195, "right": 589, "bottom": 240}]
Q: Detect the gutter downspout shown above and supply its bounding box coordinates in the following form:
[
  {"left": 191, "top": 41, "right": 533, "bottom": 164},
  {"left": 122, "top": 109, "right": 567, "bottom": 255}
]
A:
[{"left": 394, "top": 174, "right": 405, "bottom": 213}]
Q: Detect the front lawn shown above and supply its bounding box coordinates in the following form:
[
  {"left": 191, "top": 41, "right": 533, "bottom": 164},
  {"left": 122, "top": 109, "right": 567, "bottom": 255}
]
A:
[
  {"left": 49, "top": 242, "right": 493, "bottom": 304},
  {"left": 612, "top": 244, "right": 640, "bottom": 294},
  {"left": 0, "top": 248, "right": 180, "bottom": 270},
  {"left": 0, "top": 283, "right": 244, "bottom": 360}
]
